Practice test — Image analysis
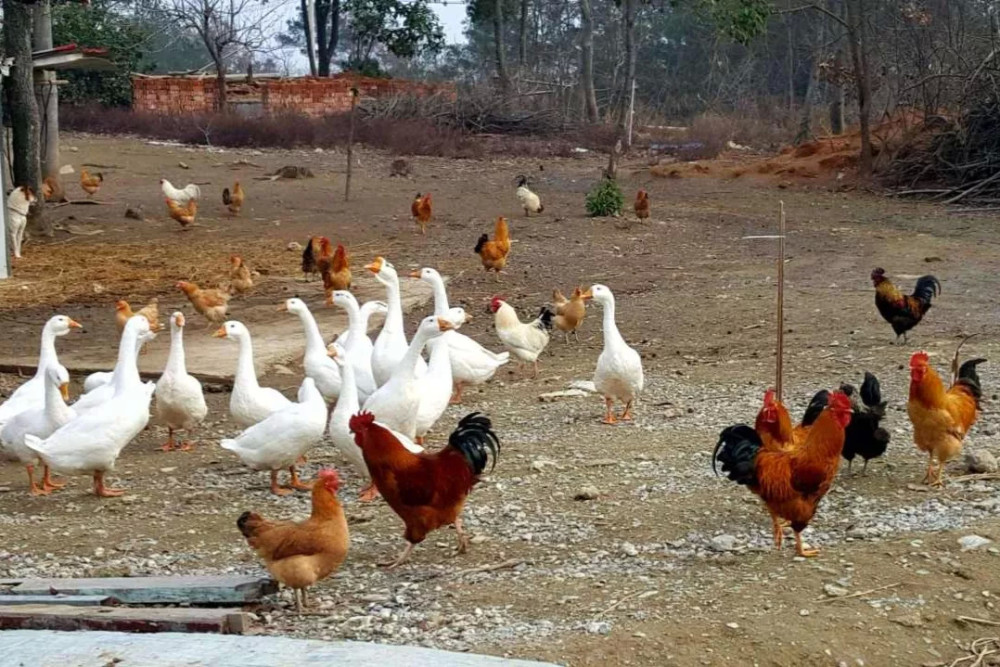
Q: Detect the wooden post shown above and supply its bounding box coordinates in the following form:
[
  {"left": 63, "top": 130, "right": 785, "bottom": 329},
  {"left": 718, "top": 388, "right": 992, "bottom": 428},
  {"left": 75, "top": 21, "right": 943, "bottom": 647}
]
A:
[
  {"left": 0, "top": 58, "right": 10, "bottom": 279},
  {"left": 345, "top": 86, "right": 358, "bottom": 202},
  {"left": 626, "top": 80, "right": 636, "bottom": 150},
  {"left": 776, "top": 201, "right": 786, "bottom": 402},
  {"left": 34, "top": 0, "right": 60, "bottom": 182}
]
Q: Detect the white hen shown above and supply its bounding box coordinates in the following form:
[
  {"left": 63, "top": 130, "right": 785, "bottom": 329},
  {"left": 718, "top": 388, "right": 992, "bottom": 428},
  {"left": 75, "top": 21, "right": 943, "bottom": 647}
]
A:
[{"left": 160, "top": 179, "right": 201, "bottom": 205}]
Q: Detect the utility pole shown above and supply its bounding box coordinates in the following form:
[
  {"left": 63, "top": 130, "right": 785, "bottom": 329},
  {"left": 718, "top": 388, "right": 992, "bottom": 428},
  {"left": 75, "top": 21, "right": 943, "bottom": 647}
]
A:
[
  {"left": 0, "top": 58, "right": 13, "bottom": 280},
  {"left": 34, "top": 0, "right": 60, "bottom": 183}
]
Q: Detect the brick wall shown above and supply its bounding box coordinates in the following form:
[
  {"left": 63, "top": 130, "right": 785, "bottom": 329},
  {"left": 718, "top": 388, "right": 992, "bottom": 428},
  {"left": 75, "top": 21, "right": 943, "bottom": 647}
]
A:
[{"left": 132, "top": 75, "right": 455, "bottom": 116}]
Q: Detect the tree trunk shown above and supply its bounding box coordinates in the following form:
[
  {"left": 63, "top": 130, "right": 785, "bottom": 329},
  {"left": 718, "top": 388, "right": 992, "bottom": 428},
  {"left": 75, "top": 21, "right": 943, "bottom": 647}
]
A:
[
  {"left": 618, "top": 0, "right": 637, "bottom": 147},
  {"left": 316, "top": 0, "right": 340, "bottom": 77},
  {"left": 215, "top": 65, "right": 228, "bottom": 112},
  {"left": 794, "top": 18, "right": 824, "bottom": 145},
  {"left": 844, "top": 0, "right": 872, "bottom": 176},
  {"left": 301, "top": 0, "right": 318, "bottom": 76},
  {"left": 518, "top": 0, "right": 529, "bottom": 71},
  {"left": 493, "top": 0, "right": 510, "bottom": 92},
  {"left": 827, "top": 0, "right": 845, "bottom": 134},
  {"left": 34, "top": 0, "right": 60, "bottom": 182},
  {"left": 4, "top": 0, "right": 48, "bottom": 236},
  {"left": 579, "top": 0, "right": 598, "bottom": 122}
]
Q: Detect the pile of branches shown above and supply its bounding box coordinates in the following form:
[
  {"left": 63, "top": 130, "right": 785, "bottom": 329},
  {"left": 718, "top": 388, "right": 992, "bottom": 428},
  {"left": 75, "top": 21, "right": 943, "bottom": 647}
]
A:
[
  {"left": 886, "top": 96, "right": 1000, "bottom": 204},
  {"left": 360, "top": 88, "right": 574, "bottom": 136}
]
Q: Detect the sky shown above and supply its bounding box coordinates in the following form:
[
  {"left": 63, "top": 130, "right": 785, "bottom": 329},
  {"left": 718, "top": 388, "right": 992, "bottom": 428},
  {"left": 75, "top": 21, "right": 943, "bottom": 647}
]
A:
[{"left": 434, "top": 2, "right": 468, "bottom": 45}]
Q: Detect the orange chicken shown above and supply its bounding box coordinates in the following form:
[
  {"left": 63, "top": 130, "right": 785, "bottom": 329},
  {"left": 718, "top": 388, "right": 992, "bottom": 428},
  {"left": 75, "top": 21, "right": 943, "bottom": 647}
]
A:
[
  {"left": 322, "top": 244, "right": 351, "bottom": 301},
  {"left": 411, "top": 193, "right": 432, "bottom": 234},
  {"left": 301, "top": 236, "right": 331, "bottom": 280},
  {"left": 634, "top": 190, "right": 650, "bottom": 219},
  {"left": 41, "top": 176, "right": 63, "bottom": 202},
  {"left": 166, "top": 197, "right": 197, "bottom": 229},
  {"left": 474, "top": 216, "right": 511, "bottom": 279},
  {"left": 237, "top": 468, "right": 349, "bottom": 611},
  {"left": 551, "top": 287, "right": 590, "bottom": 342},
  {"left": 176, "top": 281, "right": 230, "bottom": 325},
  {"left": 80, "top": 169, "right": 103, "bottom": 197},
  {"left": 908, "top": 351, "right": 986, "bottom": 486},
  {"left": 229, "top": 255, "right": 254, "bottom": 296},
  {"left": 115, "top": 298, "right": 160, "bottom": 335},
  {"left": 223, "top": 182, "right": 244, "bottom": 215}
]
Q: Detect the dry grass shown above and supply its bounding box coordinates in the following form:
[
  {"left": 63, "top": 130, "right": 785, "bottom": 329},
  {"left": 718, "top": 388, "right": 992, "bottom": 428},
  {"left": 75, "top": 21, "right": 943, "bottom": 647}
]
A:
[{"left": 0, "top": 239, "right": 296, "bottom": 311}]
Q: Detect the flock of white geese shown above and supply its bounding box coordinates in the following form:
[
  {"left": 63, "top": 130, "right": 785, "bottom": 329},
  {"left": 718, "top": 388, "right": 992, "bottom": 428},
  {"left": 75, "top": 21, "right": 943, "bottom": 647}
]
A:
[{"left": 0, "top": 257, "right": 644, "bottom": 499}]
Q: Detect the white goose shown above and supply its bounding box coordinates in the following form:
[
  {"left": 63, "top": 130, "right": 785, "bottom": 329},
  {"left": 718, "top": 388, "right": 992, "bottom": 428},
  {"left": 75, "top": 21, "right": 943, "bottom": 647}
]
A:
[
  {"left": 590, "top": 284, "right": 644, "bottom": 424},
  {"left": 333, "top": 299, "right": 386, "bottom": 349},
  {"left": 0, "top": 315, "right": 81, "bottom": 427},
  {"left": 73, "top": 329, "right": 155, "bottom": 415},
  {"left": 367, "top": 257, "right": 426, "bottom": 386},
  {"left": 327, "top": 343, "right": 423, "bottom": 502},
  {"left": 83, "top": 333, "right": 147, "bottom": 394},
  {"left": 412, "top": 267, "right": 509, "bottom": 402},
  {"left": 25, "top": 316, "right": 155, "bottom": 497},
  {"left": 221, "top": 377, "right": 327, "bottom": 495},
  {"left": 414, "top": 334, "right": 453, "bottom": 445},
  {"left": 281, "top": 297, "right": 341, "bottom": 400},
  {"left": 363, "top": 315, "right": 451, "bottom": 439},
  {"left": 1, "top": 364, "right": 74, "bottom": 495},
  {"left": 155, "top": 312, "right": 208, "bottom": 451},
  {"left": 329, "top": 290, "right": 377, "bottom": 401},
  {"left": 214, "top": 321, "right": 292, "bottom": 428}
]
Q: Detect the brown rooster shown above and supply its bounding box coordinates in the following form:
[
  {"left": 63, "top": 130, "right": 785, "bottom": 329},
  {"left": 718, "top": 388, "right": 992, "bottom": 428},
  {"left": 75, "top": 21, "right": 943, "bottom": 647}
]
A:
[
  {"left": 474, "top": 216, "right": 511, "bottom": 279},
  {"left": 871, "top": 268, "right": 941, "bottom": 344},
  {"left": 166, "top": 198, "right": 197, "bottom": 229},
  {"left": 634, "top": 190, "right": 650, "bottom": 220},
  {"left": 411, "top": 193, "right": 432, "bottom": 234}
]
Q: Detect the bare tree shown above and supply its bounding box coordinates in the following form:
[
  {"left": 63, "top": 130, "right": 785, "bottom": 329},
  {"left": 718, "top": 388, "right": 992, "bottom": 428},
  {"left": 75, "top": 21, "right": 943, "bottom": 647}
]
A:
[
  {"left": 618, "top": 0, "right": 637, "bottom": 147},
  {"left": 579, "top": 0, "right": 598, "bottom": 122},
  {"left": 493, "top": 0, "right": 510, "bottom": 92},
  {"left": 160, "top": 0, "right": 286, "bottom": 111},
  {"left": 843, "top": 0, "right": 872, "bottom": 175},
  {"left": 518, "top": 0, "right": 529, "bottom": 71}
]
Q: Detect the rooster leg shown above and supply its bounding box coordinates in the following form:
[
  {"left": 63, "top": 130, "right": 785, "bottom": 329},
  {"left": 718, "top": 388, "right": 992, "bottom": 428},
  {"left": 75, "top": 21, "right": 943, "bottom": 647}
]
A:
[
  {"left": 861, "top": 459, "right": 869, "bottom": 475},
  {"left": 769, "top": 513, "right": 783, "bottom": 550},
  {"left": 532, "top": 360, "right": 539, "bottom": 379},
  {"left": 450, "top": 383, "right": 464, "bottom": 404},
  {"left": 26, "top": 465, "right": 46, "bottom": 496},
  {"left": 573, "top": 330, "right": 580, "bottom": 344},
  {"left": 564, "top": 331, "right": 570, "bottom": 344},
  {"left": 300, "top": 588, "right": 310, "bottom": 610},
  {"left": 288, "top": 466, "right": 312, "bottom": 491},
  {"left": 621, "top": 401, "right": 635, "bottom": 421},
  {"left": 358, "top": 481, "right": 381, "bottom": 502},
  {"left": 794, "top": 532, "right": 819, "bottom": 557},
  {"left": 93, "top": 471, "right": 125, "bottom": 498},
  {"left": 269, "top": 470, "right": 293, "bottom": 496},
  {"left": 455, "top": 517, "right": 470, "bottom": 554},
  {"left": 846, "top": 459, "right": 853, "bottom": 475},
  {"left": 601, "top": 397, "right": 618, "bottom": 425},
  {"left": 41, "top": 466, "right": 65, "bottom": 492},
  {"left": 922, "top": 456, "right": 936, "bottom": 485},
  {"left": 160, "top": 427, "right": 177, "bottom": 452},
  {"left": 379, "top": 543, "right": 415, "bottom": 570}
]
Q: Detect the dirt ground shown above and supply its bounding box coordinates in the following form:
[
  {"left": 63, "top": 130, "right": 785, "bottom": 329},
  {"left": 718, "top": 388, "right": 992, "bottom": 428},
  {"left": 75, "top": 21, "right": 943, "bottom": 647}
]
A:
[{"left": 2, "top": 134, "right": 1000, "bottom": 666}]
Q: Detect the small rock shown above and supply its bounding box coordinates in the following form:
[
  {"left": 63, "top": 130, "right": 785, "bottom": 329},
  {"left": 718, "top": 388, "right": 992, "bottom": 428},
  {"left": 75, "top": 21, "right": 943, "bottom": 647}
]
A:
[
  {"left": 823, "top": 584, "right": 849, "bottom": 598},
  {"left": 965, "top": 449, "right": 998, "bottom": 474},
  {"left": 574, "top": 485, "right": 600, "bottom": 501},
  {"left": 287, "top": 241, "right": 303, "bottom": 251},
  {"left": 538, "top": 389, "right": 588, "bottom": 402},
  {"left": 725, "top": 622, "right": 739, "bottom": 629},
  {"left": 799, "top": 609, "right": 810, "bottom": 616},
  {"left": 621, "top": 542, "right": 639, "bottom": 557},
  {"left": 710, "top": 535, "right": 737, "bottom": 552},
  {"left": 585, "top": 620, "right": 611, "bottom": 635},
  {"left": 960, "top": 535, "right": 992, "bottom": 552},
  {"left": 891, "top": 611, "right": 924, "bottom": 628},
  {"left": 178, "top": 161, "right": 190, "bottom": 169}
]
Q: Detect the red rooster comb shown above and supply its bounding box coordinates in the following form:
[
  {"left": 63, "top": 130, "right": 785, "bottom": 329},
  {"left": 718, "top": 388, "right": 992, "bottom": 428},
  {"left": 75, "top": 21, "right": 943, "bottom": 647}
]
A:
[
  {"left": 763, "top": 388, "right": 776, "bottom": 405},
  {"left": 318, "top": 468, "right": 340, "bottom": 490},
  {"left": 828, "top": 391, "right": 852, "bottom": 412},
  {"left": 349, "top": 411, "right": 376, "bottom": 434},
  {"left": 910, "top": 351, "right": 930, "bottom": 368}
]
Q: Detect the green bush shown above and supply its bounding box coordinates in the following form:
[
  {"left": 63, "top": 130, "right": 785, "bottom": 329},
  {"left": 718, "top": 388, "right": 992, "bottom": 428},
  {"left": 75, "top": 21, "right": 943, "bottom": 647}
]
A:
[{"left": 585, "top": 178, "right": 625, "bottom": 217}]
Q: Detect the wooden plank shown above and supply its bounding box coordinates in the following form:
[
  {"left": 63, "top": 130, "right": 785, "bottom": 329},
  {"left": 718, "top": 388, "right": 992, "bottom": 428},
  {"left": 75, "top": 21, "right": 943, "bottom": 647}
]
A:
[
  {"left": 0, "top": 630, "right": 559, "bottom": 665},
  {"left": 0, "top": 595, "right": 114, "bottom": 606},
  {"left": 0, "top": 605, "right": 248, "bottom": 634},
  {"left": 10, "top": 575, "right": 278, "bottom": 605}
]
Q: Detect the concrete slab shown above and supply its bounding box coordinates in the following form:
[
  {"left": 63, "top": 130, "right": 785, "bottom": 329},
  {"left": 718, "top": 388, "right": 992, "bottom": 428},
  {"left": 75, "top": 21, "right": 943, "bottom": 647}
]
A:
[
  {"left": 0, "top": 606, "right": 248, "bottom": 634},
  {"left": 0, "top": 273, "right": 433, "bottom": 384},
  {"left": 9, "top": 575, "right": 278, "bottom": 605},
  {"left": 0, "top": 630, "right": 560, "bottom": 666}
]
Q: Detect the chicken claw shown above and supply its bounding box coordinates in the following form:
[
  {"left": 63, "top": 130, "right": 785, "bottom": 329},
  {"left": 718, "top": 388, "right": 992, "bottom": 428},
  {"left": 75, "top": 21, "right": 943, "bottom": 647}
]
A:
[
  {"left": 358, "top": 482, "right": 381, "bottom": 502},
  {"left": 455, "top": 517, "right": 469, "bottom": 554},
  {"left": 794, "top": 533, "right": 818, "bottom": 558},
  {"left": 379, "top": 543, "right": 415, "bottom": 570}
]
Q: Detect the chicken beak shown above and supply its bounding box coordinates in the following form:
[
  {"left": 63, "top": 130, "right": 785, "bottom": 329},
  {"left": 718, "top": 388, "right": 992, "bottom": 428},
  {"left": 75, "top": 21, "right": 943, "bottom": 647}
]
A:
[
  {"left": 365, "top": 257, "right": 384, "bottom": 273},
  {"left": 212, "top": 327, "right": 227, "bottom": 338},
  {"left": 68, "top": 319, "right": 83, "bottom": 330},
  {"left": 436, "top": 318, "right": 455, "bottom": 332},
  {"left": 59, "top": 383, "right": 70, "bottom": 401}
]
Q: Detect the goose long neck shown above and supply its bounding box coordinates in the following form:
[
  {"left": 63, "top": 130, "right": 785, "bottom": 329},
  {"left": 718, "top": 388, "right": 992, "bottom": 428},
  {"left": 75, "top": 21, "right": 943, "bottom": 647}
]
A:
[
  {"left": 345, "top": 303, "right": 364, "bottom": 336},
  {"left": 383, "top": 276, "right": 404, "bottom": 332},
  {"left": 601, "top": 298, "right": 625, "bottom": 346},
  {"left": 166, "top": 326, "right": 186, "bottom": 373},
  {"left": 112, "top": 329, "right": 141, "bottom": 395},
  {"left": 399, "top": 327, "right": 432, "bottom": 378},
  {"left": 37, "top": 325, "right": 58, "bottom": 378},
  {"left": 297, "top": 309, "right": 326, "bottom": 353},
  {"left": 236, "top": 334, "right": 261, "bottom": 389},
  {"left": 334, "top": 362, "right": 358, "bottom": 414},
  {"left": 429, "top": 276, "right": 450, "bottom": 316},
  {"left": 43, "top": 376, "right": 63, "bottom": 415}
]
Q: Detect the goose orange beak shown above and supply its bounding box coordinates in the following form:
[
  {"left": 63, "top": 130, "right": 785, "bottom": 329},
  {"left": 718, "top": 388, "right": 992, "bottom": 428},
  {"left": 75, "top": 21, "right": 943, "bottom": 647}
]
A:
[
  {"left": 59, "top": 383, "right": 70, "bottom": 401},
  {"left": 276, "top": 302, "right": 288, "bottom": 312},
  {"left": 68, "top": 319, "right": 83, "bottom": 329},
  {"left": 436, "top": 318, "right": 455, "bottom": 332},
  {"left": 365, "top": 257, "right": 384, "bottom": 273},
  {"left": 212, "top": 327, "right": 227, "bottom": 338},
  {"left": 409, "top": 270, "right": 421, "bottom": 278}
]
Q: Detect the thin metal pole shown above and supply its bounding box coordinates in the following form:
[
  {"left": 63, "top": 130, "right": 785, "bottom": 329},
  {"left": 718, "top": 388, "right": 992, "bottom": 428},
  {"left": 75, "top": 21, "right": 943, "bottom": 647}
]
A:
[
  {"left": 344, "top": 87, "right": 358, "bottom": 202},
  {"left": 776, "top": 201, "right": 786, "bottom": 402}
]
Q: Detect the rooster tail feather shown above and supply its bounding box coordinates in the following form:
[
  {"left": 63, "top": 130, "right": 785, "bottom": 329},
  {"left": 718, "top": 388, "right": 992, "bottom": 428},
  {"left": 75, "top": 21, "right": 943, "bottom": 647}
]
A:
[
  {"left": 448, "top": 412, "right": 500, "bottom": 475},
  {"left": 222, "top": 188, "right": 232, "bottom": 205},
  {"left": 537, "top": 306, "right": 555, "bottom": 331},
  {"left": 957, "top": 358, "right": 988, "bottom": 402},
  {"left": 302, "top": 238, "right": 315, "bottom": 273},
  {"left": 801, "top": 389, "right": 831, "bottom": 427},
  {"left": 860, "top": 372, "right": 882, "bottom": 407},
  {"left": 236, "top": 510, "right": 259, "bottom": 537},
  {"left": 474, "top": 233, "right": 488, "bottom": 254},
  {"left": 495, "top": 217, "right": 510, "bottom": 246},
  {"left": 713, "top": 424, "right": 760, "bottom": 485},
  {"left": 913, "top": 275, "right": 941, "bottom": 306}
]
